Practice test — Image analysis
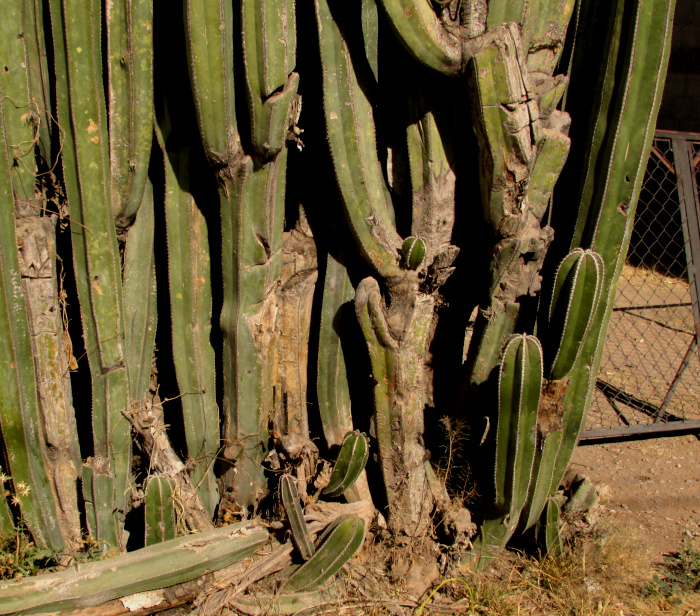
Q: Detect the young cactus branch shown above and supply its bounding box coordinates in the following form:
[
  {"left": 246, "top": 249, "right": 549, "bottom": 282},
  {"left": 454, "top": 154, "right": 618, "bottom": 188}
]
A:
[
  {"left": 284, "top": 515, "right": 365, "bottom": 593},
  {"left": 469, "top": 334, "right": 542, "bottom": 563},
  {"left": 281, "top": 474, "right": 314, "bottom": 561},
  {"left": 323, "top": 431, "right": 370, "bottom": 498}
]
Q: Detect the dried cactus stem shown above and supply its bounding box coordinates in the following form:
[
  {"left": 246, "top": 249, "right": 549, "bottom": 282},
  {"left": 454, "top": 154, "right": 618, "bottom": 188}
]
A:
[
  {"left": 0, "top": 99, "right": 65, "bottom": 551},
  {"left": 355, "top": 277, "right": 434, "bottom": 536},
  {"left": 15, "top": 214, "right": 82, "bottom": 550}
]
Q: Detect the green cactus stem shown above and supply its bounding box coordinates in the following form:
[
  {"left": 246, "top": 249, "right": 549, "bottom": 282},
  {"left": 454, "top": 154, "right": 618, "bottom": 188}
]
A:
[
  {"left": 323, "top": 431, "right": 370, "bottom": 498},
  {"left": 106, "top": 0, "right": 154, "bottom": 228},
  {"left": 123, "top": 180, "right": 158, "bottom": 405},
  {"left": 2, "top": 1, "right": 83, "bottom": 551},
  {"left": 0, "top": 89, "right": 65, "bottom": 551},
  {"left": 535, "top": 494, "right": 565, "bottom": 558},
  {"left": 546, "top": 249, "right": 604, "bottom": 381},
  {"left": 281, "top": 474, "right": 314, "bottom": 561},
  {"left": 0, "top": 521, "right": 268, "bottom": 615},
  {"left": 547, "top": 0, "right": 675, "bottom": 498},
  {"left": 469, "top": 334, "right": 542, "bottom": 563},
  {"left": 144, "top": 474, "right": 177, "bottom": 546},
  {"left": 21, "top": 0, "right": 53, "bottom": 165},
  {"left": 400, "top": 237, "right": 427, "bottom": 271},
  {"left": 158, "top": 133, "right": 219, "bottom": 518},
  {"left": 316, "top": 253, "right": 372, "bottom": 504},
  {"left": 285, "top": 515, "right": 365, "bottom": 593},
  {"left": 186, "top": 0, "right": 298, "bottom": 512},
  {"left": 314, "top": 0, "right": 403, "bottom": 281}
]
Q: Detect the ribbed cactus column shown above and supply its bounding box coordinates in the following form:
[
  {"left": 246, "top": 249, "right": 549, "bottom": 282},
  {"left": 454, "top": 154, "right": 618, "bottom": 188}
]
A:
[
  {"left": 546, "top": 0, "right": 675, "bottom": 502},
  {"left": 317, "top": 0, "right": 456, "bottom": 536},
  {"left": 0, "top": 92, "right": 65, "bottom": 550},
  {"left": 185, "top": 0, "right": 299, "bottom": 512},
  {"left": 317, "top": 254, "right": 372, "bottom": 504},
  {"left": 468, "top": 334, "right": 542, "bottom": 562},
  {"left": 160, "top": 136, "right": 219, "bottom": 518},
  {"left": 0, "top": 1, "right": 80, "bottom": 550},
  {"left": 50, "top": 0, "right": 135, "bottom": 551}
]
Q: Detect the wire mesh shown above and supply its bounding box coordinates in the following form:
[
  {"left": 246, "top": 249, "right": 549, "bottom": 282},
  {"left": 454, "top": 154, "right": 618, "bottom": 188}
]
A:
[{"left": 586, "top": 133, "right": 700, "bottom": 436}]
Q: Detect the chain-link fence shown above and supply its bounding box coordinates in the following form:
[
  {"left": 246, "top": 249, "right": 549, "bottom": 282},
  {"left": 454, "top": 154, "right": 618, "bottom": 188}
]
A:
[{"left": 582, "top": 131, "right": 700, "bottom": 441}]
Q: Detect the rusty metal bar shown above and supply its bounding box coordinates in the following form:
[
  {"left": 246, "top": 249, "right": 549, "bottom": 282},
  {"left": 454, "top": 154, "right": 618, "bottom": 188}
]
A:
[{"left": 580, "top": 419, "right": 700, "bottom": 443}]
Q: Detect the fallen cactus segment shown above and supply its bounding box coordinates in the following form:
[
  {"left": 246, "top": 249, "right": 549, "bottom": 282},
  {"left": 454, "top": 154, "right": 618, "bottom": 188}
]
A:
[{"left": 0, "top": 522, "right": 268, "bottom": 615}]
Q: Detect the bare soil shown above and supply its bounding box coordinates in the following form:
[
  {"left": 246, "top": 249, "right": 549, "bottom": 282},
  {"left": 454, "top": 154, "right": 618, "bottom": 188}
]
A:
[{"left": 571, "top": 433, "right": 700, "bottom": 562}]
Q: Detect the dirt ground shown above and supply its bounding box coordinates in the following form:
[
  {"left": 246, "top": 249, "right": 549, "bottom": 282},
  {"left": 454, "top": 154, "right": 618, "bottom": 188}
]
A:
[{"left": 571, "top": 433, "right": 700, "bottom": 562}]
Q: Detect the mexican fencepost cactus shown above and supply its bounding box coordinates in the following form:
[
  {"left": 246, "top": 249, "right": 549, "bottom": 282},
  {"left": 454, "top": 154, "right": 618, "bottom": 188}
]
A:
[
  {"left": 323, "top": 431, "right": 370, "bottom": 499},
  {"left": 470, "top": 334, "right": 542, "bottom": 560},
  {"left": 156, "top": 121, "right": 219, "bottom": 519},
  {"left": 316, "top": 254, "right": 372, "bottom": 504},
  {"left": 0, "top": 96, "right": 65, "bottom": 551},
  {"left": 0, "top": 0, "right": 679, "bottom": 602},
  {"left": 316, "top": 0, "right": 469, "bottom": 537},
  {"left": 144, "top": 474, "right": 177, "bottom": 546},
  {"left": 106, "top": 0, "right": 154, "bottom": 230},
  {"left": 544, "top": 0, "right": 675, "bottom": 502},
  {"left": 281, "top": 473, "right": 315, "bottom": 562},
  {"left": 0, "top": 2, "right": 81, "bottom": 551},
  {"left": 284, "top": 515, "right": 366, "bottom": 593},
  {"left": 185, "top": 0, "right": 299, "bottom": 513},
  {"left": 48, "top": 0, "right": 145, "bottom": 551}
]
